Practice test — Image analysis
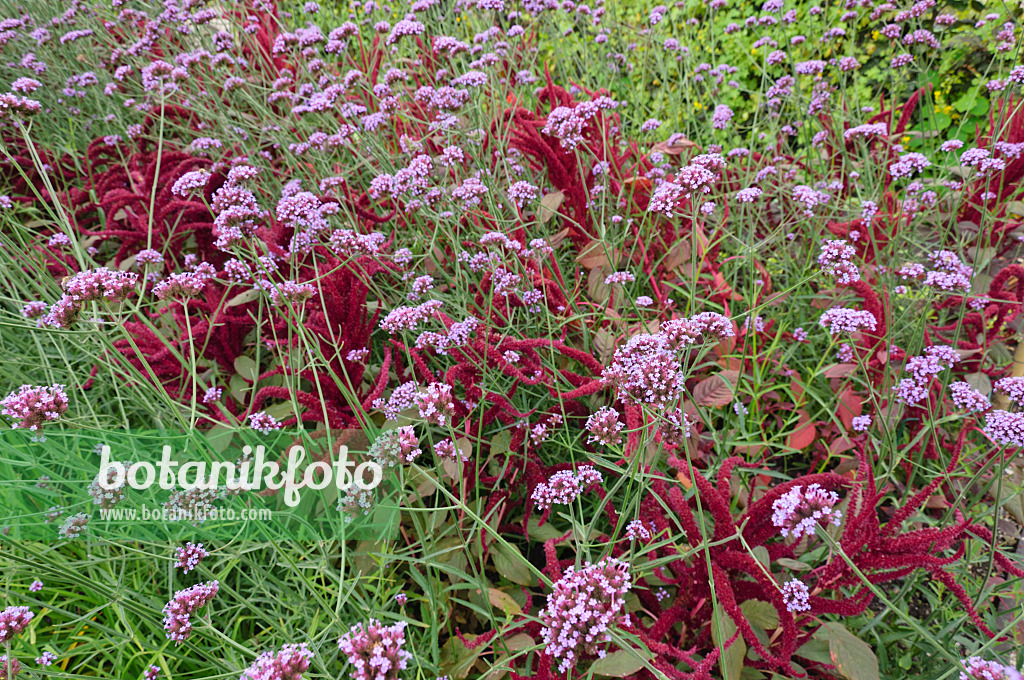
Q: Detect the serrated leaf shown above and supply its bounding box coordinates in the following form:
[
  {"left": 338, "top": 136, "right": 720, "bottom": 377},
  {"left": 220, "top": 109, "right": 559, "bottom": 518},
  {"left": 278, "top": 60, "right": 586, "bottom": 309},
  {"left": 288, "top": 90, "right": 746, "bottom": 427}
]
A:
[
  {"left": 538, "top": 191, "right": 564, "bottom": 223},
  {"left": 818, "top": 623, "right": 879, "bottom": 680},
  {"left": 591, "top": 649, "right": 653, "bottom": 677},
  {"left": 740, "top": 600, "right": 779, "bottom": 630},
  {"left": 491, "top": 541, "right": 533, "bottom": 586}
]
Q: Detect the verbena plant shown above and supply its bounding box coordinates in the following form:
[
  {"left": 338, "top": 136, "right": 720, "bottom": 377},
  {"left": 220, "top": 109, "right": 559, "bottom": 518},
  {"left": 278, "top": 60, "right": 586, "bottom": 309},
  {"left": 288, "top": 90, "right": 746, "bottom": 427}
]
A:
[{"left": 1, "top": 0, "right": 1024, "bottom": 679}]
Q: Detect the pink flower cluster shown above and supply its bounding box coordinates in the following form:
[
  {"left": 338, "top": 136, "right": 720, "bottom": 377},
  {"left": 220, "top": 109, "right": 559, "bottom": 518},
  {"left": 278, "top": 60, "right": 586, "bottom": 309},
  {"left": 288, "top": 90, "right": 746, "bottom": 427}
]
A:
[
  {"left": 174, "top": 542, "right": 209, "bottom": 573},
  {"left": 240, "top": 644, "right": 313, "bottom": 680},
  {"left": 995, "top": 377, "right": 1024, "bottom": 406},
  {"left": 0, "top": 606, "right": 34, "bottom": 643},
  {"left": 162, "top": 581, "right": 219, "bottom": 643},
  {"left": 817, "top": 239, "right": 860, "bottom": 284},
  {"left": 771, "top": 483, "right": 842, "bottom": 540},
  {"left": 414, "top": 383, "right": 455, "bottom": 426},
  {"left": 531, "top": 466, "right": 603, "bottom": 511},
  {"left": 984, "top": 411, "right": 1024, "bottom": 448},
  {"left": 539, "top": 558, "right": 632, "bottom": 674},
  {"left": 337, "top": 619, "right": 412, "bottom": 680},
  {"left": 1, "top": 384, "right": 68, "bottom": 430},
  {"left": 818, "top": 307, "right": 877, "bottom": 336},
  {"left": 585, "top": 407, "right": 624, "bottom": 446},
  {"left": 369, "top": 426, "right": 421, "bottom": 467},
  {"left": 893, "top": 345, "right": 961, "bottom": 406},
  {"left": 960, "top": 658, "right": 1021, "bottom": 680}
]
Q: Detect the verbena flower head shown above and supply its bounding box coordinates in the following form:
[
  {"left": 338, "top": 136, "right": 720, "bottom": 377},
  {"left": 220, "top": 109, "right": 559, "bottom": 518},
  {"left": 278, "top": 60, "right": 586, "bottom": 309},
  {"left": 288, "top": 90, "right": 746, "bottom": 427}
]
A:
[
  {"left": 960, "top": 657, "right": 1021, "bottom": 680},
  {"left": 174, "top": 542, "right": 209, "bottom": 573},
  {"left": 58, "top": 513, "right": 89, "bottom": 539},
  {"left": 240, "top": 644, "right": 313, "bottom": 680},
  {"left": 337, "top": 619, "right": 412, "bottom": 680},
  {"left": 949, "top": 382, "right": 990, "bottom": 412},
  {"left": 0, "top": 655, "right": 21, "bottom": 679},
  {"left": 2, "top": 385, "right": 69, "bottom": 430},
  {"left": 772, "top": 483, "right": 842, "bottom": 539},
  {"left": 539, "top": 557, "right": 632, "bottom": 674},
  {"left": 414, "top": 383, "right": 455, "bottom": 426},
  {"left": 532, "top": 466, "right": 603, "bottom": 511},
  {"left": 0, "top": 606, "right": 34, "bottom": 642},
  {"left": 28, "top": 581, "right": 42, "bottom": 593},
  {"left": 985, "top": 411, "right": 1024, "bottom": 447},
  {"left": 585, "top": 407, "right": 624, "bottom": 446},
  {"left": 818, "top": 308, "right": 877, "bottom": 335},
  {"left": 35, "top": 652, "right": 56, "bottom": 667},
  {"left": 995, "top": 377, "right": 1024, "bottom": 406},
  {"left": 817, "top": 239, "right": 860, "bottom": 284},
  {"left": 781, "top": 579, "right": 810, "bottom": 612},
  {"left": 163, "top": 581, "right": 219, "bottom": 643}
]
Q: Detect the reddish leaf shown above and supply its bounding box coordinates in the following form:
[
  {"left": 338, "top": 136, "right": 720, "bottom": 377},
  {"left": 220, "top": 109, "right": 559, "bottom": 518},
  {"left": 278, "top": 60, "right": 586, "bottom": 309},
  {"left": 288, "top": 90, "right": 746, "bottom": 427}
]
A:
[
  {"left": 693, "top": 372, "right": 737, "bottom": 407},
  {"left": 823, "top": 363, "right": 857, "bottom": 378},
  {"left": 837, "top": 387, "right": 862, "bottom": 430},
  {"left": 787, "top": 410, "right": 817, "bottom": 450}
]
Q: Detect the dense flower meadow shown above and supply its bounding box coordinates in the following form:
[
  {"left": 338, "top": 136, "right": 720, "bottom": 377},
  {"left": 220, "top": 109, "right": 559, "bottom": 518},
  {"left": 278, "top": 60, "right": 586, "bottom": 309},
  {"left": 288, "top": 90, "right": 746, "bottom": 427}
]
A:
[{"left": 1, "top": 0, "right": 1024, "bottom": 678}]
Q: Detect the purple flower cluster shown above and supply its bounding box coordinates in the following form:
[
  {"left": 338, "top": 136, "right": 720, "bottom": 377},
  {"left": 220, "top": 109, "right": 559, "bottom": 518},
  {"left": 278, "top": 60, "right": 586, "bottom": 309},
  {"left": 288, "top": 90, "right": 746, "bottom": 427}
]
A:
[
  {"left": 414, "top": 383, "right": 455, "bottom": 426},
  {"left": 369, "top": 427, "right": 421, "bottom": 467},
  {"left": 985, "top": 411, "right": 1024, "bottom": 447},
  {"left": 163, "top": 581, "right": 219, "bottom": 643},
  {"left": 174, "top": 542, "right": 209, "bottom": 573},
  {"left": 893, "top": 345, "right": 961, "bottom": 406},
  {"left": 949, "top": 382, "right": 990, "bottom": 412},
  {"left": 781, "top": 579, "right": 810, "bottom": 612},
  {"left": 0, "top": 606, "right": 34, "bottom": 643},
  {"left": 539, "top": 558, "right": 632, "bottom": 673},
  {"left": 817, "top": 239, "right": 860, "bottom": 284},
  {"left": 531, "top": 466, "right": 604, "bottom": 511},
  {"left": 58, "top": 513, "right": 89, "bottom": 539},
  {"left": 995, "top": 377, "right": 1024, "bottom": 406},
  {"left": 1, "top": 384, "right": 68, "bottom": 430},
  {"left": 337, "top": 619, "right": 412, "bottom": 680},
  {"left": 818, "top": 307, "right": 877, "bottom": 336},
  {"left": 585, "top": 407, "right": 624, "bottom": 446},
  {"left": 240, "top": 644, "right": 313, "bottom": 680},
  {"left": 960, "top": 658, "right": 1021, "bottom": 680},
  {"left": 771, "top": 483, "right": 842, "bottom": 539}
]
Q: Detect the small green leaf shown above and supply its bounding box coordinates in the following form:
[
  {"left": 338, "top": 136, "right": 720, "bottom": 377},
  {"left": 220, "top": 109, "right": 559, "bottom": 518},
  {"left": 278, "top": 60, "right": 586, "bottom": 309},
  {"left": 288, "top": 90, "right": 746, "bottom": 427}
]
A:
[
  {"left": 234, "top": 355, "right": 258, "bottom": 382},
  {"left": 775, "top": 557, "right": 812, "bottom": 571},
  {"left": 591, "top": 649, "right": 653, "bottom": 677}
]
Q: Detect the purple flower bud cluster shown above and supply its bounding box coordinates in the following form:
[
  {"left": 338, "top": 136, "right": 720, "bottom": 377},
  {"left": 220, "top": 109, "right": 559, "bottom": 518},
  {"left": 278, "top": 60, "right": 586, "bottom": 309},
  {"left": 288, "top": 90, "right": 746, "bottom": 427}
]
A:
[
  {"left": 249, "top": 411, "right": 283, "bottom": 434},
  {"left": 949, "top": 382, "right": 990, "bottom": 412},
  {"left": 817, "top": 239, "right": 860, "bottom": 284},
  {"left": 2, "top": 384, "right": 68, "bottom": 430},
  {"left": 240, "top": 644, "right": 313, "bottom": 680},
  {"left": 414, "top": 383, "right": 455, "bottom": 426},
  {"left": 531, "top": 466, "right": 603, "bottom": 511},
  {"left": 0, "top": 656, "right": 21, "bottom": 680},
  {"left": 539, "top": 558, "right": 632, "bottom": 674},
  {"left": 35, "top": 652, "right": 56, "bottom": 667},
  {"left": 985, "top": 411, "right": 1024, "bottom": 447},
  {"left": 781, "top": 578, "right": 810, "bottom": 612},
  {"left": 960, "top": 658, "right": 1021, "bottom": 680},
  {"left": 625, "top": 519, "right": 654, "bottom": 542},
  {"left": 58, "top": 513, "right": 90, "bottom": 539},
  {"left": 369, "top": 426, "right": 421, "bottom": 467},
  {"left": 337, "top": 619, "right": 412, "bottom": 680},
  {"left": 818, "top": 307, "right": 877, "bottom": 336},
  {"left": 923, "top": 250, "right": 973, "bottom": 293},
  {"left": 585, "top": 407, "right": 624, "bottom": 446},
  {"left": 88, "top": 461, "right": 129, "bottom": 508},
  {"left": 893, "top": 345, "right": 961, "bottom": 406},
  {"left": 174, "top": 542, "right": 209, "bottom": 573},
  {"left": 162, "top": 581, "right": 219, "bottom": 643},
  {"left": 0, "top": 606, "right": 34, "bottom": 643},
  {"left": 771, "top": 483, "right": 842, "bottom": 539},
  {"left": 995, "top": 377, "right": 1024, "bottom": 406}
]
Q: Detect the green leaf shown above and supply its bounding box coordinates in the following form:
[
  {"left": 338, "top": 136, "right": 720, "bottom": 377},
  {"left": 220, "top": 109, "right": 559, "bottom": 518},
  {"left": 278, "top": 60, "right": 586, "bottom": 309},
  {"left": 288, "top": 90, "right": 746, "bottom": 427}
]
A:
[
  {"left": 486, "top": 588, "right": 523, "bottom": 618},
  {"left": 751, "top": 546, "right": 771, "bottom": 570},
  {"left": 489, "top": 430, "right": 512, "bottom": 455},
  {"left": 491, "top": 541, "right": 533, "bottom": 586},
  {"left": 818, "top": 623, "right": 880, "bottom": 680},
  {"left": 712, "top": 605, "right": 745, "bottom": 680},
  {"left": 591, "top": 649, "right": 653, "bottom": 677},
  {"left": 795, "top": 639, "right": 833, "bottom": 665},
  {"left": 775, "top": 557, "right": 812, "bottom": 571},
  {"left": 740, "top": 600, "right": 779, "bottom": 630},
  {"left": 234, "top": 355, "right": 258, "bottom": 382}
]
